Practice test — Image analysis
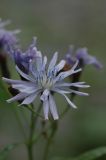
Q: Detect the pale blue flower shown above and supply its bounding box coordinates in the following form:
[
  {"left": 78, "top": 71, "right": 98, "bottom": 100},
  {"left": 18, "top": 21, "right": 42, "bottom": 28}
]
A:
[
  {"left": 66, "top": 46, "right": 103, "bottom": 69},
  {"left": 3, "top": 52, "right": 89, "bottom": 120}
]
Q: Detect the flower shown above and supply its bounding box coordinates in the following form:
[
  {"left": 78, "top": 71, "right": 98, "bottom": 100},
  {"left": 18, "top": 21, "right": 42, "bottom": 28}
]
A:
[
  {"left": 66, "top": 46, "right": 103, "bottom": 69},
  {"left": 3, "top": 52, "right": 90, "bottom": 120},
  {"left": 0, "top": 19, "right": 20, "bottom": 50},
  {"left": 8, "top": 37, "right": 37, "bottom": 73}
]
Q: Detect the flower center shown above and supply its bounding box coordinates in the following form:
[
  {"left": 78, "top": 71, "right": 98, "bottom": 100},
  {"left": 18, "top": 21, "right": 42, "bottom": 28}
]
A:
[{"left": 40, "top": 74, "right": 53, "bottom": 90}]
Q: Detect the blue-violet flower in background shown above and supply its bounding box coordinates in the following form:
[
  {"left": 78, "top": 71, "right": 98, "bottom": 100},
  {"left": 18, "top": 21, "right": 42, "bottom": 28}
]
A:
[
  {"left": 0, "top": 19, "right": 20, "bottom": 50},
  {"left": 8, "top": 37, "right": 37, "bottom": 73},
  {"left": 66, "top": 46, "right": 102, "bottom": 69},
  {"left": 3, "top": 52, "right": 90, "bottom": 120}
]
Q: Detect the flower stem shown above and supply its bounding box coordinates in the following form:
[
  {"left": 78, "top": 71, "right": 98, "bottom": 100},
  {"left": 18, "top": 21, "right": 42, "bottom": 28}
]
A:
[
  {"left": 43, "top": 121, "right": 58, "bottom": 160},
  {"left": 13, "top": 108, "right": 27, "bottom": 139},
  {"left": 27, "top": 103, "right": 42, "bottom": 160},
  {"left": 27, "top": 104, "right": 35, "bottom": 160}
]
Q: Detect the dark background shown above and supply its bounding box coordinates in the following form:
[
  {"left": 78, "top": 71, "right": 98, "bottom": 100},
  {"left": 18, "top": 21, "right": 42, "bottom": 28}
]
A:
[{"left": 0, "top": 0, "right": 106, "bottom": 160}]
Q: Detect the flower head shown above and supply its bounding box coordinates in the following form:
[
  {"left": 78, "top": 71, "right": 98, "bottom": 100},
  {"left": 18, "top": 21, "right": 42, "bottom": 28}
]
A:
[
  {"left": 66, "top": 46, "right": 103, "bottom": 69},
  {"left": 8, "top": 37, "right": 37, "bottom": 73},
  {"left": 0, "top": 19, "right": 20, "bottom": 51},
  {"left": 3, "top": 52, "right": 90, "bottom": 120}
]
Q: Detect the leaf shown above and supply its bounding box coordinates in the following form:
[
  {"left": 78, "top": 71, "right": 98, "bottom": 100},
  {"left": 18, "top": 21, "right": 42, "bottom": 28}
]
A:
[
  {"left": 0, "top": 144, "right": 17, "bottom": 160},
  {"left": 51, "top": 157, "right": 73, "bottom": 160},
  {"left": 73, "top": 147, "right": 106, "bottom": 160},
  {"left": 51, "top": 147, "right": 106, "bottom": 160}
]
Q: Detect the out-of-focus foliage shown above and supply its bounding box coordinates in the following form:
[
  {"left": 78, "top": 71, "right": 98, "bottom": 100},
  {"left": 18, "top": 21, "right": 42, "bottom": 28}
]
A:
[
  {"left": 0, "top": 144, "right": 17, "bottom": 160},
  {"left": 52, "top": 147, "right": 106, "bottom": 160}
]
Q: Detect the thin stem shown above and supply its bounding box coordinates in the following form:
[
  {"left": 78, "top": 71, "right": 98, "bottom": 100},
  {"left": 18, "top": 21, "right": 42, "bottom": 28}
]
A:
[
  {"left": 27, "top": 103, "right": 42, "bottom": 160},
  {"left": 27, "top": 104, "right": 35, "bottom": 160},
  {"left": 60, "top": 106, "right": 70, "bottom": 118},
  {"left": 24, "top": 105, "right": 43, "bottom": 119},
  {"left": 43, "top": 121, "right": 58, "bottom": 160},
  {"left": 13, "top": 108, "right": 27, "bottom": 139}
]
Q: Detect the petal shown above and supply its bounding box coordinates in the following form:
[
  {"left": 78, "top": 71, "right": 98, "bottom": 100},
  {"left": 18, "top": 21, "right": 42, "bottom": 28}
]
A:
[
  {"left": 36, "top": 51, "right": 43, "bottom": 71},
  {"left": 59, "top": 93, "right": 77, "bottom": 109},
  {"left": 40, "top": 89, "right": 50, "bottom": 101},
  {"left": 65, "top": 45, "right": 75, "bottom": 65},
  {"left": 87, "top": 55, "right": 103, "bottom": 69},
  {"left": 7, "top": 92, "right": 28, "bottom": 103},
  {"left": 48, "top": 52, "right": 58, "bottom": 72},
  {"left": 62, "top": 94, "right": 77, "bottom": 108},
  {"left": 49, "top": 94, "right": 59, "bottom": 120},
  {"left": 20, "top": 92, "right": 38, "bottom": 105},
  {"left": 55, "top": 82, "right": 90, "bottom": 88},
  {"left": 16, "top": 66, "right": 35, "bottom": 82},
  {"left": 2, "top": 77, "right": 26, "bottom": 84},
  {"left": 76, "top": 48, "right": 103, "bottom": 69},
  {"left": 54, "top": 61, "right": 82, "bottom": 82},
  {"left": 70, "top": 84, "right": 90, "bottom": 88},
  {"left": 54, "top": 86, "right": 89, "bottom": 97},
  {"left": 76, "top": 48, "right": 89, "bottom": 60},
  {"left": 29, "top": 61, "right": 38, "bottom": 78},
  {"left": 71, "top": 90, "right": 89, "bottom": 96},
  {"left": 12, "top": 83, "right": 40, "bottom": 94},
  {"left": 54, "top": 60, "right": 66, "bottom": 73},
  {"left": 43, "top": 99, "right": 49, "bottom": 120},
  {"left": 42, "top": 56, "right": 47, "bottom": 69},
  {"left": 52, "top": 87, "right": 72, "bottom": 94},
  {"left": 4, "top": 79, "right": 40, "bottom": 94}
]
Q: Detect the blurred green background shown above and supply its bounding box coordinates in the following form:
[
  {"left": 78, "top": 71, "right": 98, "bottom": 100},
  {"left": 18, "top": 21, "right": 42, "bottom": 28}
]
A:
[{"left": 0, "top": 0, "right": 106, "bottom": 160}]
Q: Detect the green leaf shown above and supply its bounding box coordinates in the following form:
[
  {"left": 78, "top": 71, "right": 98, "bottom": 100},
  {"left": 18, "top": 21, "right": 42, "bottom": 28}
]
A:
[
  {"left": 51, "top": 147, "right": 106, "bottom": 160},
  {"left": 51, "top": 157, "right": 73, "bottom": 160},
  {"left": 73, "top": 147, "right": 106, "bottom": 160},
  {"left": 0, "top": 144, "right": 17, "bottom": 160}
]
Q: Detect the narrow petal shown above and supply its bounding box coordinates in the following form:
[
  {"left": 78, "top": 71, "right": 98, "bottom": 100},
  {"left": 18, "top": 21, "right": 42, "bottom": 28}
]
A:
[
  {"left": 71, "top": 90, "right": 89, "bottom": 96},
  {"left": 48, "top": 52, "right": 58, "bottom": 72},
  {"left": 54, "top": 63, "right": 82, "bottom": 82},
  {"left": 55, "top": 82, "right": 90, "bottom": 88},
  {"left": 60, "top": 93, "right": 77, "bottom": 109},
  {"left": 52, "top": 87, "right": 72, "bottom": 94},
  {"left": 76, "top": 48, "right": 103, "bottom": 69},
  {"left": 71, "top": 60, "right": 79, "bottom": 70},
  {"left": 51, "top": 88, "right": 77, "bottom": 109},
  {"left": 36, "top": 51, "right": 43, "bottom": 71},
  {"left": 54, "top": 60, "right": 66, "bottom": 73},
  {"left": 2, "top": 77, "right": 26, "bottom": 84},
  {"left": 12, "top": 84, "right": 40, "bottom": 94},
  {"left": 20, "top": 93, "right": 38, "bottom": 105},
  {"left": 42, "top": 56, "right": 47, "bottom": 69},
  {"left": 29, "top": 61, "right": 38, "bottom": 78},
  {"left": 87, "top": 55, "right": 103, "bottom": 69},
  {"left": 70, "top": 84, "right": 90, "bottom": 88},
  {"left": 43, "top": 99, "right": 49, "bottom": 120},
  {"left": 40, "top": 89, "right": 49, "bottom": 101},
  {"left": 49, "top": 94, "right": 59, "bottom": 120},
  {"left": 62, "top": 94, "right": 77, "bottom": 108},
  {"left": 16, "top": 66, "right": 35, "bottom": 82},
  {"left": 7, "top": 92, "right": 28, "bottom": 103}
]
